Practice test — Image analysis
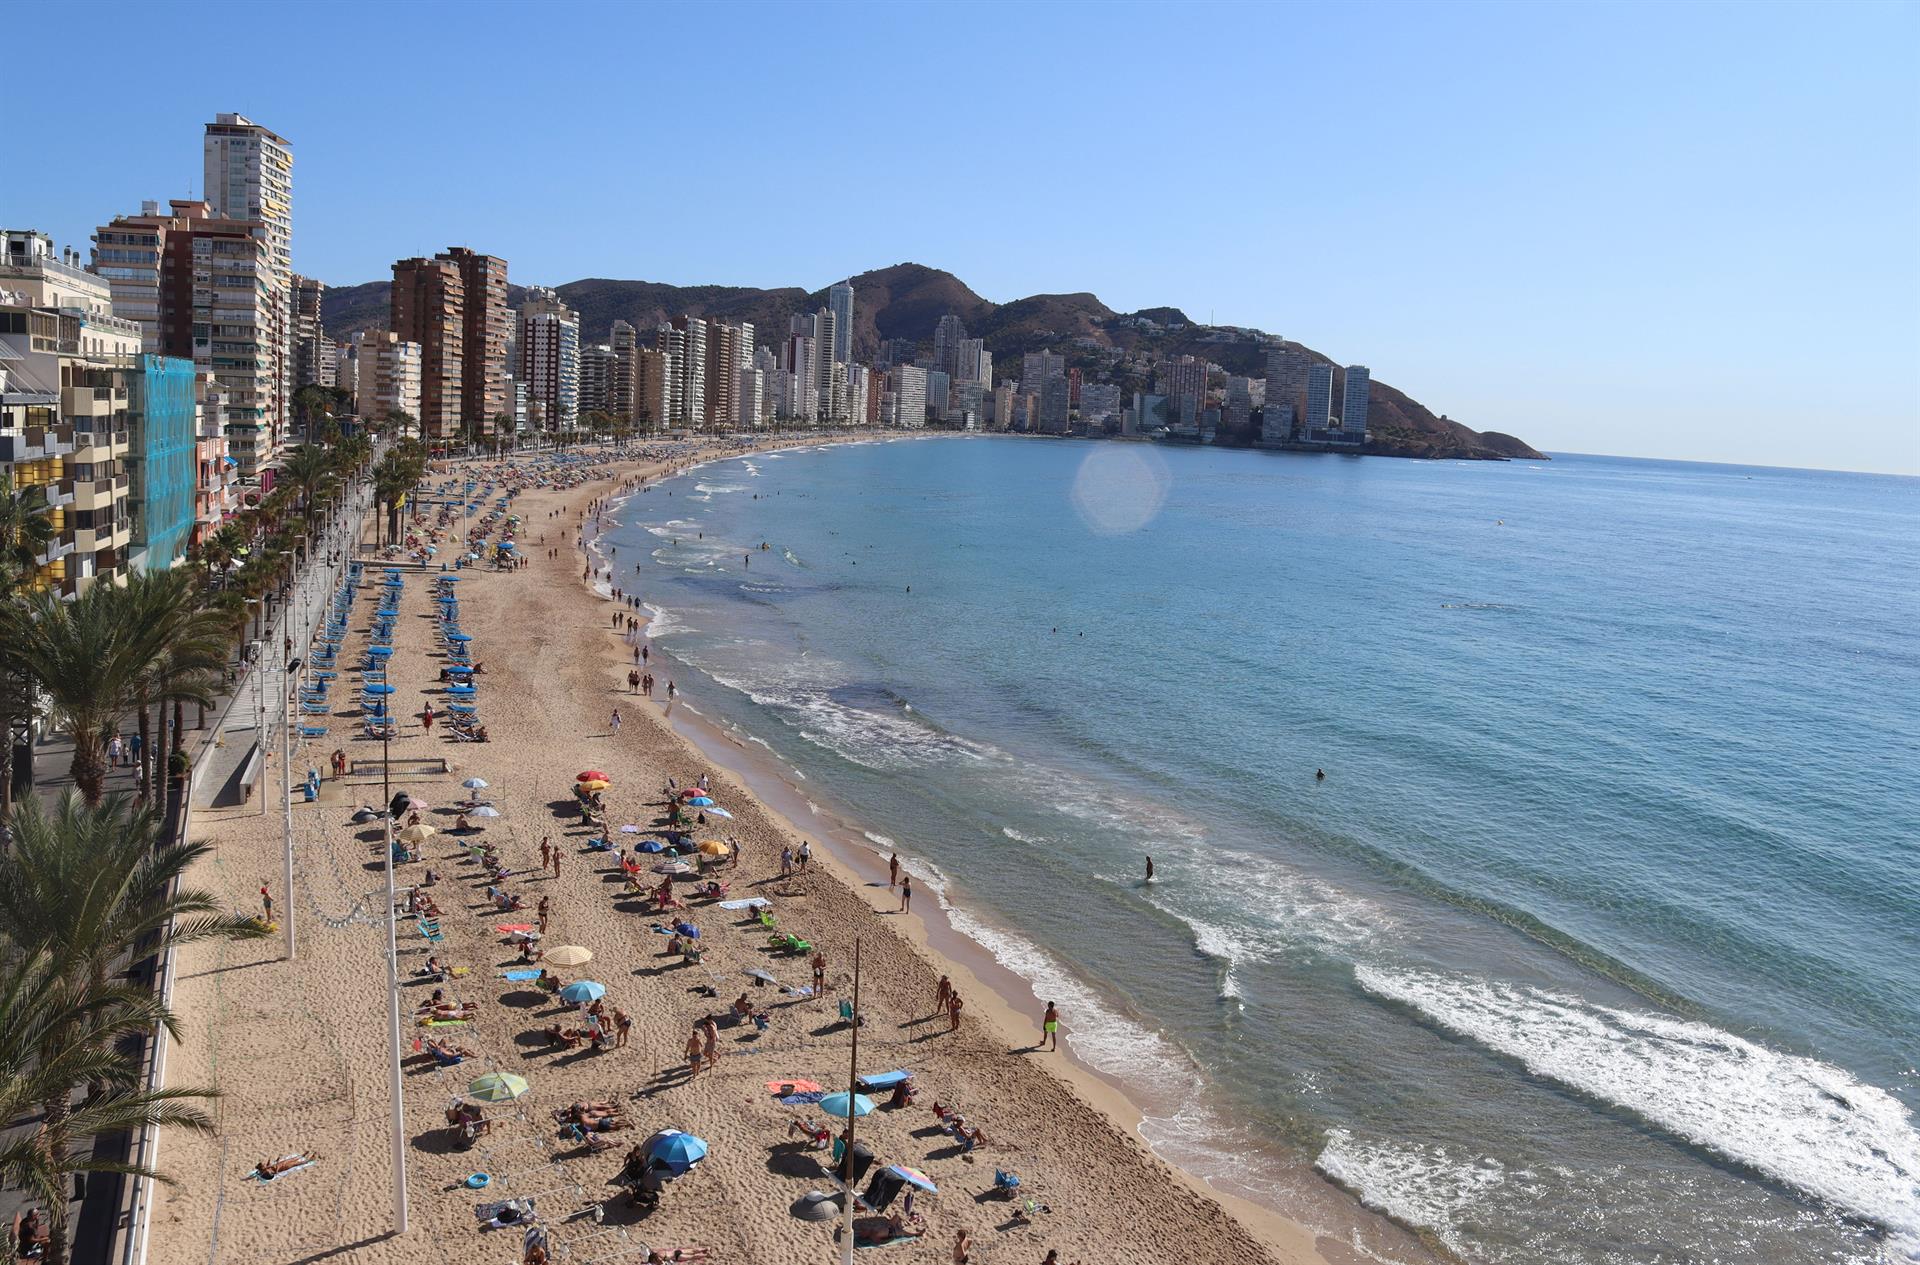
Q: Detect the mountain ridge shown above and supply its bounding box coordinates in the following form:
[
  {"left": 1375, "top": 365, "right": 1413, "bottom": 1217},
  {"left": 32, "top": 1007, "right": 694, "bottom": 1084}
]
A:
[{"left": 321, "top": 263, "right": 1542, "bottom": 459}]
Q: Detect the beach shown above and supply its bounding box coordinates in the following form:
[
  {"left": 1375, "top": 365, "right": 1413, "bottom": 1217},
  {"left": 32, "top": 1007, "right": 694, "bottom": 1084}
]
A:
[{"left": 149, "top": 437, "right": 1346, "bottom": 1265}]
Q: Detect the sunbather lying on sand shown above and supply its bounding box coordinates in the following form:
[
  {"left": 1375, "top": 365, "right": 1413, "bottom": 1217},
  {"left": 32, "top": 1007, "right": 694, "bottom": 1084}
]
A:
[
  {"left": 787, "top": 1116, "right": 832, "bottom": 1148},
  {"left": 425, "top": 1038, "right": 477, "bottom": 1059},
  {"left": 251, "top": 1151, "right": 318, "bottom": 1179}
]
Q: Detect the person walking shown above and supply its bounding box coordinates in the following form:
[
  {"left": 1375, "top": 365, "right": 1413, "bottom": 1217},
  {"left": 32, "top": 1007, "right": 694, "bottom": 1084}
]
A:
[
  {"left": 796, "top": 840, "right": 811, "bottom": 873},
  {"left": 610, "top": 708, "right": 622, "bottom": 734},
  {"left": 541, "top": 839, "right": 552, "bottom": 871},
  {"left": 1039, "top": 1001, "right": 1059, "bottom": 1052},
  {"left": 811, "top": 949, "right": 827, "bottom": 996},
  {"left": 260, "top": 883, "right": 273, "bottom": 922},
  {"left": 888, "top": 852, "right": 900, "bottom": 889},
  {"left": 898, "top": 873, "right": 912, "bottom": 914},
  {"left": 780, "top": 845, "right": 793, "bottom": 878},
  {"left": 934, "top": 974, "right": 952, "bottom": 1017},
  {"left": 628, "top": 669, "right": 641, "bottom": 694},
  {"left": 108, "top": 734, "right": 123, "bottom": 767},
  {"left": 665, "top": 680, "right": 676, "bottom": 702},
  {"left": 947, "top": 991, "right": 962, "bottom": 1032}
]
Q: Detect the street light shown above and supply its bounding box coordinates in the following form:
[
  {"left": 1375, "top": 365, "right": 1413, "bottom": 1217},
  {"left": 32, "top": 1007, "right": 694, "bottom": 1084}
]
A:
[
  {"left": 280, "top": 655, "right": 301, "bottom": 961},
  {"left": 380, "top": 716, "right": 410, "bottom": 1234}
]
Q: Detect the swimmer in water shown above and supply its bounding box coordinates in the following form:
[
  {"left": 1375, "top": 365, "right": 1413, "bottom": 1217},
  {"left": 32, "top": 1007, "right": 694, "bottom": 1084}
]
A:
[
  {"left": 1316, "top": 768, "right": 1326, "bottom": 781},
  {"left": 1146, "top": 855, "right": 1155, "bottom": 882}
]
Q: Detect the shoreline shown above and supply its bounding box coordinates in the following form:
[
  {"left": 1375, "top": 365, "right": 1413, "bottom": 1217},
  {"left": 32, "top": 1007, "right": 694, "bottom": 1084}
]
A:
[{"left": 590, "top": 437, "right": 1440, "bottom": 1264}]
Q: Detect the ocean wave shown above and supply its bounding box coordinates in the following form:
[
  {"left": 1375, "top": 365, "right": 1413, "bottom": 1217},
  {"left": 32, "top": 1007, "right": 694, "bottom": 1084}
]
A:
[
  {"left": 642, "top": 603, "right": 693, "bottom": 639},
  {"left": 695, "top": 482, "right": 747, "bottom": 495},
  {"left": 1001, "top": 826, "right": 1047, "bottom": 845},
  {"left": 1353, "top": 965, "right": 1920, "bottom": 1236},
  {"left": 1315, "top": 1129, "right": 1513, "bottom": 1257},
  {"left": 862, "top": 831, "right": 896, "bottom": 851}
]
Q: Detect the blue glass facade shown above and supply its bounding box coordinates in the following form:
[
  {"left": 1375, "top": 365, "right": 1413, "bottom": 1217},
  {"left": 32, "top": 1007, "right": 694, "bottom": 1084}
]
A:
[{"left": 129, "top": 354, "right": 196, "bottom": 569}]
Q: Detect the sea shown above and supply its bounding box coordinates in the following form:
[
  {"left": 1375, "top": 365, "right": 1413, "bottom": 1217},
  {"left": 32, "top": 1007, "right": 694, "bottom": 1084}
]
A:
[{"left": 606, "top": 436, "right": 1920, "bottom": 1264}]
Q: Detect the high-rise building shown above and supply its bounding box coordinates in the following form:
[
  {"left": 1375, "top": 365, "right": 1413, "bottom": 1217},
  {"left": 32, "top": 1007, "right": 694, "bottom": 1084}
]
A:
[
  {"left": 888, "top": 364, "right": 927, "bottom": 428},
  {"left": 955, "top": 338, "right": 991, "bottom": 386},
  {"left": 635, "top": 348, "right": 672, "bottom": 430},
  {"left": 933, "top": 314, "right": 966, "bottom": 379},
  {"left": 579, "top": 343, "right": 612, "bottom": 416},
  {"left": 925, "top": 370, "right": 951, "bottom": 422},
  {"left": 1039, "top": 376, "right": 1071, "bottom": 434},
  {"left": 1079, "top": 382, "right": 1122, "bottom": 430},
  {"left": 658, "top": 317, "right": 707, "bottom": 427},
  {"left": 1265, "top": 345, "right": 1308, "bottom": 436},
  {"left": 390, "top": 256, "right": 464, "bottom": 437},
  {"left": 2, "top": 230, "right": 143, "bottom": 589},
  {"left": 992, "top": 383, "right": 1015, "bottom": 430},
  {"left": 1304, "top": 362, "right": 1335, "bottom": 434},
  {"left": 345, "top": 331, "right": 422, "bottom": 428},
  {"left": 736, "top": 366, "right": 764, "bottom": 428},
  {"left": 1163, "top": 356, "right": 1207, "bottom": 426},
  {"left": 827, "top": 280, "right": 855, "bottom": 364},
  {"left": 1224, "top": 376, "right": 1253, "bottom": 430},
  {"left": 781, "top": 333, "right": 818, "bottom": 421},
  {"left": 1340, "top": 365, "right": 1371, "bottom": 441},
  {"left": 608, "top": 321, "right": 638, "bottom": 422},
  {"left": 291, "top": 274, "right": 330, "bottom": 389},
  {"left": 845, "top": 364, "right": 872, "bottom": 427},
  {"left": 705, "top": 321, "right": 750, "bottom": 429},
  {"left": 515, "top": 287, "right": 579, "bottom": 432},
  {"left": 202, "top": 114, "right": 292, "bottom": 462},
  {"left": 442, "top": 247, "right": 510, "bottom": 432}
]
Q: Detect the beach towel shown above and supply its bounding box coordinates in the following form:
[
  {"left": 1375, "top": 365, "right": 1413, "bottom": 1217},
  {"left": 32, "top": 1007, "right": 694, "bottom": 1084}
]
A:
[
  {"left": 501, "top": 969, "right": 541, "bottom": 981},
  {"left": 717, "top": 898, "right": 770, "bottom": 911},
  {"left": 246, "top": 1159, "right": 317, "bottom": 1183},
  {"left": 417, "top": 1018, "right": 471, "bottom": 1027},
  {"left": 767, "top": 1078, "right": 824, "bottom": 1095},
  {"left": 495, "top": 923, "right": 534, "bottom": 933},
  {"left": 780, "top": 1091, "right": 826, "bottom": 1106}
]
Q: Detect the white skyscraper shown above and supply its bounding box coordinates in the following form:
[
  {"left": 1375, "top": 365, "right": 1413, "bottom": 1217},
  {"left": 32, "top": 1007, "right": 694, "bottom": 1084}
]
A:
[
  {"left": 516, "top": 287, "right": 579, "bottom": 430},
  {"left": 827, "top": 280, "right": 855, "bottom": 364},
  {"left": 202, "top": 113, "right": 293, "bottom": 462}
]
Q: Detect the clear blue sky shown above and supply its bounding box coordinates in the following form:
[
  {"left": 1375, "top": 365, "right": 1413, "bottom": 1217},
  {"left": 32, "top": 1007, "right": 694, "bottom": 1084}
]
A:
[{"left": 16, "top": 0, "right": 1919, "bottom": 473}]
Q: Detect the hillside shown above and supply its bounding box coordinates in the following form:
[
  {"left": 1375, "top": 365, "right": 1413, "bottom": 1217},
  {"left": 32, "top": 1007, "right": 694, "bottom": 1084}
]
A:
[{"left": 322, "top": 263, "right": 1543, "bottom": 459}]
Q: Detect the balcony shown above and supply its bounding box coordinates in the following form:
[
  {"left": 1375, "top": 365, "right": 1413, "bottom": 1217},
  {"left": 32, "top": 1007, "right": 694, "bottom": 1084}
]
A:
[
  {"left": 70, "top": 430, "right": 130, "bottom": 462},
  {"left": 65, "top": 475, "right": 127, "bottom": 513},
  {"left": 62, "top": 384, "right": 127, "bottom": 419},
  {"left": 44, "top": 481, "right": 74, "bottom": 508},
  {"left": 34, "top": 536, "right": 75, "bottom": 567}
]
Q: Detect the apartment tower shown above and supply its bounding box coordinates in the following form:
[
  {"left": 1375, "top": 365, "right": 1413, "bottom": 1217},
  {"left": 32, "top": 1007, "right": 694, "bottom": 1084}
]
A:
[{"left": 202, "top": 114, "right": 292, "bottom": 461}]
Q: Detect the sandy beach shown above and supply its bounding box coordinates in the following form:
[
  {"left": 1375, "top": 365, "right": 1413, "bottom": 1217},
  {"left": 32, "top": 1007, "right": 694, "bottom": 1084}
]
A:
[{"left": 149, "top": 437, "right": 1353, "bottom": 1265}]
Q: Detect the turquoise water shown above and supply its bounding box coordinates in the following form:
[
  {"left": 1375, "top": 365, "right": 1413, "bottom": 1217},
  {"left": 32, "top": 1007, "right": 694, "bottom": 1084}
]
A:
[{"left": 612, "top": 437, "right": 1920, "bottom": 1263}]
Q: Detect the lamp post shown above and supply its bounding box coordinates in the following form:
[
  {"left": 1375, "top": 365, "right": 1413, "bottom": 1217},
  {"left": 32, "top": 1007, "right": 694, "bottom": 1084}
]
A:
[
  {"left": 281, "top": 656, "right": 300, "bottom": 960},
  {"left": 251, "top": 638, "right": 266, "bottom": 817},
  {"left": 381, "top": 663, "right": 410, "bottom": 1234}
]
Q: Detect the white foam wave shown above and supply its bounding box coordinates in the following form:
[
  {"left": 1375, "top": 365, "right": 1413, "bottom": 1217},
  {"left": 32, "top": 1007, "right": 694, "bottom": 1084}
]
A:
[
  {"left": 1000, "top": 826, "right": 1046, "bottom": 845},
  {"left": 694, "top": 482, "right": 746, "bottom": 495},
  {"left": 1314, "top": 1130, "right": 1513, "bottom": 1257},
  {"left": 642, "top": 603, "right": 692, "bottom": 639},
  {"left": 862, "top": 831, "right": 896, "bottom": 851},
  {"left": 1354, "top": 965, "right": 1920, "bottom": 1235}
]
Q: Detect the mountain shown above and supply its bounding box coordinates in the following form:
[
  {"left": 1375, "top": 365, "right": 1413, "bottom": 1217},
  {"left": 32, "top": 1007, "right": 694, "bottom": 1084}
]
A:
[{"left": 322, "top": 263, "right": 1543, "bottom": 459}]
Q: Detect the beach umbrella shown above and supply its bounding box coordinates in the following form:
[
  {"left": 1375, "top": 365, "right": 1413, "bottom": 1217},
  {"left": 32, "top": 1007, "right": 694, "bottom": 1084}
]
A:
[
  {"left": 471, "top": 805, "right": 501, "bottom": 818},
  {"left": 558, "top": 980, "right": 606, "bottom": 1004},
  {"left": 885, "top": 1164, "right": 938, "bottom": 1194},
  {"left": 686, "top": 796, "right": 714, "bottom": 808},
  {"left": 745, "top": 969, "right": 779, "bottom": 984},
  {"left": 448, "top": 632, "right": 472, "bottom": 642},
  {"left": 643, "top": 1130, "right": 708, "bottom": 1173},
  {"left": 466, "top": 1071, "right": 529, "bottom": 1103},
  {"left": 406, "top": 795, "right": 431, "bottom": 809},
  {"left": 577, "top": 771, "right": 609, "bottom": 783},
  {"left": 462, "top": 777, "right": 489, "bottom": 789},
  {"left": 352, "top": 808, "right": 379, "bottom": 823},
  {"left": 638, "top": 841, "right": 665, "bottom": 853},
  {"left": 368, "top": 645, "right": 393, "bottom": 656},
  {"left": 698, "top": 840, "right": 730, "bottom": 857},
  {"left": 543, "top": 945, "right": 593, "bottom": 967},
  {"left": 399, "top": 824, "right": 436, "bottom": 843},
  {"left": 701, "top": 806, "right": 734, "bottom": 820},
  {"left": 672, "top": 922, "right": 700, "bottom": 939},
  {"left": 580, "top": 779, "right": 609, "bottom": 792},
  {"left": 365, "top": 683, "right": 395, "bottom": 695},
  {"left": 818, "top": 1092, "right": 874, "bottom": 1119},
  {"left": 653, "top": 860, "right": 694, "bottom": 876}
]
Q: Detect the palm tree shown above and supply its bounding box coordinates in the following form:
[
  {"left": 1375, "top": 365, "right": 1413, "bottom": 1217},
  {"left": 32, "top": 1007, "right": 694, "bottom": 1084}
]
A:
[
  {"left": 279, "top": 444, "right": 333, "bottom": 518},
  {"left": 0, "top": 572, "right": 228, "bottom": 805},
  {"left": 0, "top": 792, "right": 263, "bottom": 1265},
  {"left": 0, "top": 472, "right": 55, "bottom": 592},
  {"left": 117, "top": 572, "right": 227, "bottom": 802}
]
